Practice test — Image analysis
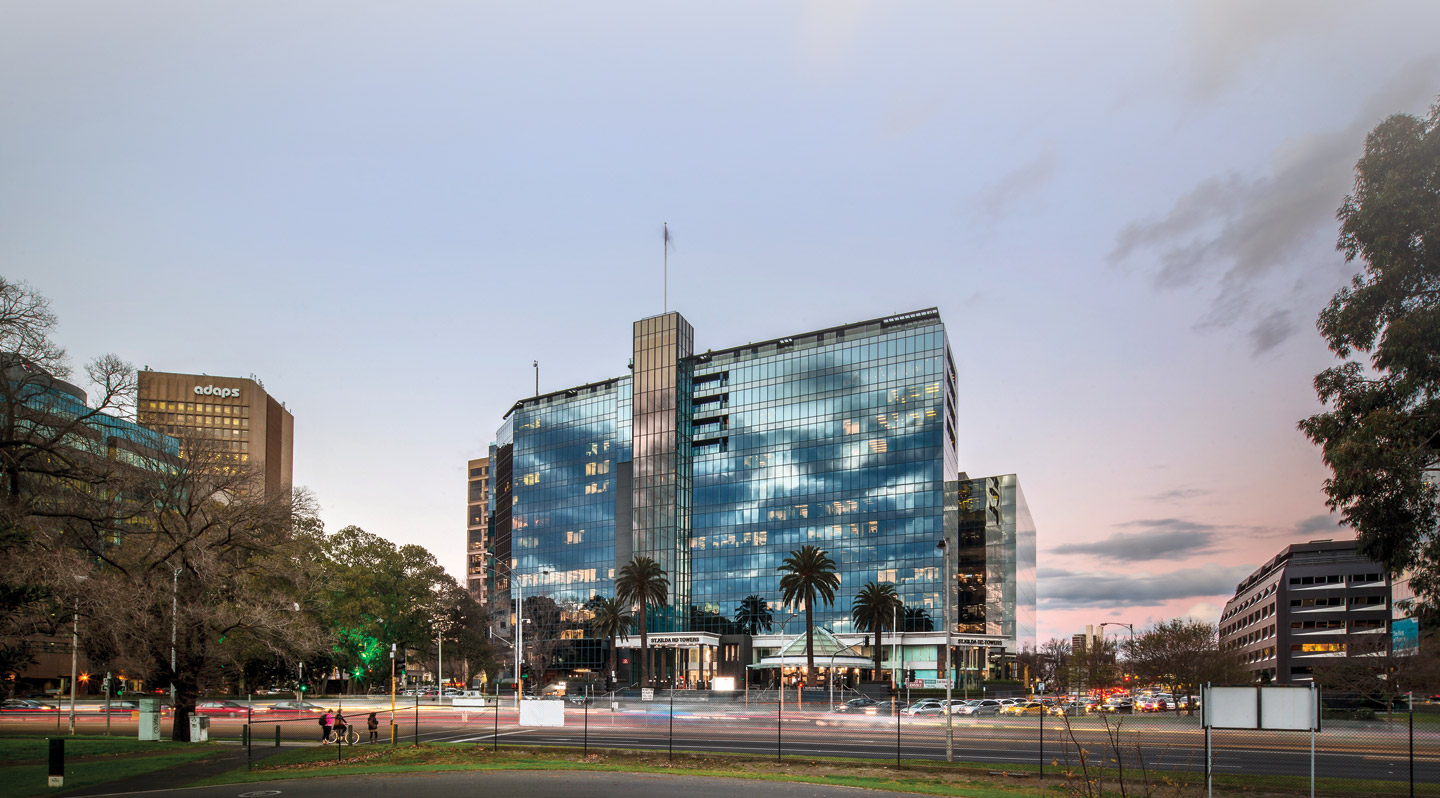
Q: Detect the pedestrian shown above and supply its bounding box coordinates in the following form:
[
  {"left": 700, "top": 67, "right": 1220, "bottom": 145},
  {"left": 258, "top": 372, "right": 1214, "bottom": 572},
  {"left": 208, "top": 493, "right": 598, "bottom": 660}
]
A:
[
  {"left": 367, "top": 711, "right": 379, "bottom": 744},
  {"left": 319, "top": 709, "right": 333, "bottom": 742}
]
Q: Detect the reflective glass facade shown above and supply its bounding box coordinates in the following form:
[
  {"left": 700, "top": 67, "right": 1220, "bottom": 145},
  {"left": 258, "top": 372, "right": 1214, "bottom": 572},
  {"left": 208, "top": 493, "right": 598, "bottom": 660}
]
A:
[{"left": 489, "top": 308, "right": 1036, "bottom": 669}]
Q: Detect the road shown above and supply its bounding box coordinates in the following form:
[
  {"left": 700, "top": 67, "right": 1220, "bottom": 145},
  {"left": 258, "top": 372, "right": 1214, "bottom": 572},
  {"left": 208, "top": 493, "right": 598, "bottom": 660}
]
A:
[{"left": 4, "top": 698, "right": 1436, "bottom": 787}]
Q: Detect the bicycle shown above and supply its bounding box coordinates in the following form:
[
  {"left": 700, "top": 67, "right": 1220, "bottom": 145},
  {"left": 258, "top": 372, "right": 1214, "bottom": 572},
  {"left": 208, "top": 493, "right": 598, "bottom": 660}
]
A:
[{"left": 323, "top": 726, "right": 360, "bottom": 745}]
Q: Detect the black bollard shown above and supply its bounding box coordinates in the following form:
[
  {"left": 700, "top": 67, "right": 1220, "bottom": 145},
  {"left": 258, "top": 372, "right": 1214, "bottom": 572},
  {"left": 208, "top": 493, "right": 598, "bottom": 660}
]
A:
[
  {"left": 275, "top": 725, "right": 281, "bottom": 748},
  {"left": 48, "top": 738, "right": 64, "bottom": 788}
]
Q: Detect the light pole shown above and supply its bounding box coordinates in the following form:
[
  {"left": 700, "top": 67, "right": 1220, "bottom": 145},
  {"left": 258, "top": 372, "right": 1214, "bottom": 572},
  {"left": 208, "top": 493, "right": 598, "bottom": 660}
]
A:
[
  {"left": 67, "top": 582, "right": 83, "bottom": 735},
  {"left": 777, "top": 611, "right": 800, "bottom": 714},
  {"left": 937, "top": 537, "right": 953, "bottom": 762},
  {"left": 487, "top": 553, "right": 531, "bottom": 709},
  {"left": 827, "top": 640, "right": 864, "bottom": 708},
  {"left": 1098, "top": 622, "right": 1135, "bottom": 694},
  {"left": 170, "top": 566, "right": 181, "bottom": 706}
]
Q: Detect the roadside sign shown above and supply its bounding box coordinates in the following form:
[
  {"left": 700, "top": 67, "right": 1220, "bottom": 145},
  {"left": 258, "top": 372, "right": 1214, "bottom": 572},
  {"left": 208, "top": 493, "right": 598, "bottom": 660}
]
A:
[
  {"left": 935, "top": 679, "right": 952, "bottom": 688},
  {"left": 907, "top": 680, "right": 924, "bottom": 689},
  {"left": 641, "top": 688, "right": 654, "bottom": 701}
]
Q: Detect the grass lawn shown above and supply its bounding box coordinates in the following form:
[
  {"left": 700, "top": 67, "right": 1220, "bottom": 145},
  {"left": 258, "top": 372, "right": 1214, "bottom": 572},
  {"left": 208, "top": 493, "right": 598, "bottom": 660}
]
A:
[
  {"left": 192, "top": 742, "right": 1413, "bottom": 797},
  {"left": 0, "top": 736, "right": 224, "bottom": 798},
  {"left": 0, "top": 735, "right": 214, "bottom": 765}
]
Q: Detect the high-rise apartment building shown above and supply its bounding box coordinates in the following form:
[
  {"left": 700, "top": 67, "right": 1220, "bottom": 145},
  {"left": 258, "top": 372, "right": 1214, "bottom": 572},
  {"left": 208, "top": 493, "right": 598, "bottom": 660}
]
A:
[
  {"left": 466, "top": 457, "right": 491, "bottom": 604},
  {"left": 1220, "top": 539, "right": 1393, "bottom": 684},
  {"left": 487, "top": 309, "right": 1036, "bottom": 688},
  {"left": 136, "top": 370, "right": 294, "bottom": 497}
]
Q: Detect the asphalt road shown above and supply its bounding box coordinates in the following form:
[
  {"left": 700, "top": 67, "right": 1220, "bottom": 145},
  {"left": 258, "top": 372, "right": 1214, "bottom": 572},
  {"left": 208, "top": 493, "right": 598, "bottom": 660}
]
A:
[{"left": 5, "top": 699, "right": 1436, "bottom": 787}]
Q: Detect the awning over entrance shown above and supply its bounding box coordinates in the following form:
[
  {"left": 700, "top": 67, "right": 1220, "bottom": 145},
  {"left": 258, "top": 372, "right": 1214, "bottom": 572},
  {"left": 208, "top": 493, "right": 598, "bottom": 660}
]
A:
[{"left": 750, "top": 627, "right": 872, "bottom": 669}]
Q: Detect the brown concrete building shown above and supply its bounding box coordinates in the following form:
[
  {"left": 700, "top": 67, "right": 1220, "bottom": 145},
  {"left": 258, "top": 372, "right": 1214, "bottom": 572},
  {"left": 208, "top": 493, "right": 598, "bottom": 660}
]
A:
[
  {"left": 466, "top": 456, "right": 491, "bottom": 604},
  {"left": 136, "top": 370, "right": 294, "bottom": 497}
]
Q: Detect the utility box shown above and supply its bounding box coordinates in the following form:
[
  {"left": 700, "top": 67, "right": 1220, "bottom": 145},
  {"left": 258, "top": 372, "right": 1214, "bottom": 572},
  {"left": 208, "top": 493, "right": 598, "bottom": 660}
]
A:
[
  {"left": 138, "top": 698, "right": 162, "bottom": 741},
  {"left": 188, "top": 715, "right": 209, "bottom": 742}
]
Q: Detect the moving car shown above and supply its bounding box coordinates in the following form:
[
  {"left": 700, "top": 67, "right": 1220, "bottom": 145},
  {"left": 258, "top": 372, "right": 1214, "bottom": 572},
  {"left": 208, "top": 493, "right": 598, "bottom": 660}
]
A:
[
  {"left": 1101, "top": 698, "right": 1134, "bottom": 714},
  {"left": 1, "top": 699, "right": 57, "bottom": 713},
  {"left": 267, "top": 700, "right": 327, "bottom": 716},
  {"left": 194, "top": 700, "right": 248, "bottom": 717},
  {"left": 1047, "top": 701, "right": 1083, "bottom": 717}
]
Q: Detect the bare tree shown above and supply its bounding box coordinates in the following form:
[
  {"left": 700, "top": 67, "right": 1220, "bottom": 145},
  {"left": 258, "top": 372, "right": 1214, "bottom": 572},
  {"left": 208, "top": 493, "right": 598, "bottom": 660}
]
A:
[
  {"left": 34, "top": 430, "right": 328, "bottom": 740},
  {"left": 1125, "top": 618, "right": 1244, "bottom": 714},
  {"left": 1313, "top": 630, "right": 1440, "bottom": 717}
]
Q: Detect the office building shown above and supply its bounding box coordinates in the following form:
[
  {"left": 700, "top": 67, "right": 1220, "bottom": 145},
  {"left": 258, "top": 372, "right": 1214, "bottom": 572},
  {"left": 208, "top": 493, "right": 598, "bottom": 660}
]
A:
[
  {"left": 487, "top": 309, "right": 1036, "bottom": 688},
  {"left": 466, "top": 457, "right": 491, "bottom": 604},
  {"left": 137, "top": 370, "right": 294, "bottom": 497},
  {"left": 1219, "top": 539, "right": 1393, "bottom": 684}
]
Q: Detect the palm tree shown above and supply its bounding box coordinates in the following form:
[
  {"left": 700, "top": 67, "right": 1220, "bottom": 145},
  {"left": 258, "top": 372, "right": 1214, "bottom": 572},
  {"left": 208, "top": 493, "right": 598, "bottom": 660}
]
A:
[
  {"left": 614, "top": 555, "right": 669, "bottom": 688},
  {"left": 589, "top": 596, "right": 633, "bottom": 689},
  {"left": 734, "top": 595, "right": 774, "bottom": 636},
  {"left": 851, "top": 581, "right": 901, "bottom": 678},
  {"left": 904, "top": 606, "right": 935, "bottom": 632},
  {"left": 776, "top": 545, "right": 840, "bottom": 679}
]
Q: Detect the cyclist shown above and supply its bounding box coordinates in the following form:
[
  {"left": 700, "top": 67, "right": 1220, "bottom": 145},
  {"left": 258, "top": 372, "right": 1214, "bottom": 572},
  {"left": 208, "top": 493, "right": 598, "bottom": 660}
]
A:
[{"left": 334, "top": 711, "right": 348, "bottom": 742}]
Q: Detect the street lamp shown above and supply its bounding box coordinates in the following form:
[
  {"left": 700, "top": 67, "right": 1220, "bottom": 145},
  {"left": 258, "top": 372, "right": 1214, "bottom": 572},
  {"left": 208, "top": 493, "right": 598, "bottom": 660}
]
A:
[
  {"left": 937, "top": 537, "right": 953, "bottom": 762},
  {"left": 1098, "top": 622, "right": 1135, "bottom": 693},
  {"left": 68, "top": 574, "right": 86, "bottom": 735}
]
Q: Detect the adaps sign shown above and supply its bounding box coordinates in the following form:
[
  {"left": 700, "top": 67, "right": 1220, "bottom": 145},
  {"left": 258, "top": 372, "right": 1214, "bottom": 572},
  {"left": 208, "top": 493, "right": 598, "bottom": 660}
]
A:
[{"left": 194, "top": 385, "right": 241, "bottom": 399}]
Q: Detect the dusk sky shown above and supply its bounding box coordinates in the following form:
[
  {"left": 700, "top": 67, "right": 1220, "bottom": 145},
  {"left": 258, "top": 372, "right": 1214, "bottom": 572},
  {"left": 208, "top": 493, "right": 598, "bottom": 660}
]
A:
[{"left": 4, "top": 2, "right": 1438, "bottom": 645}]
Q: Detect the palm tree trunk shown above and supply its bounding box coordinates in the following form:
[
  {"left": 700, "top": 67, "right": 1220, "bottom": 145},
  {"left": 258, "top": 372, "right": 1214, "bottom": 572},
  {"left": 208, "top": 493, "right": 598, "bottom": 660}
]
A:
[
  {"left": 804, "top": 588, "right": 815, "bottom": 679},
  {"left": 638, "top": 603, "right": 649, "bottom": 688}
]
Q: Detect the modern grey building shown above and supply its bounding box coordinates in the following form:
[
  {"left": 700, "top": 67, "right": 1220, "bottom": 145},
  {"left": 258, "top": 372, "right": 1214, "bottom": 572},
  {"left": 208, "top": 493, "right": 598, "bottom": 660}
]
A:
[
  {"left": 486, "top": 309, "right": 1036, "bottom": 688},
  {"left": 1219, "top": 539, "right": 1392, "bottom": 684}
]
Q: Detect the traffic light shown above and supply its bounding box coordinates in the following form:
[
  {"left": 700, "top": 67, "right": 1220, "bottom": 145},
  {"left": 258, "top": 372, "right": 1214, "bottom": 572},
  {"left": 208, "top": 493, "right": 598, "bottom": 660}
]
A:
[
  {"left": 520, "top": 663, "right": 531, "bottom": 681},
  {"left": 397, "top": 654, "right": 407, "bottom": 676},
  {"left": 907, "top": 669, "right": 917, "bottom": 681}
]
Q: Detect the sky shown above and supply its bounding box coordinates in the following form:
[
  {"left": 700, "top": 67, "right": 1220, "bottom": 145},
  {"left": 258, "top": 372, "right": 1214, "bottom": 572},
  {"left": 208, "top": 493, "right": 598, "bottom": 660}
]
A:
[{"left": 3, "top": 1, "right": 1438, "bottom": 645}]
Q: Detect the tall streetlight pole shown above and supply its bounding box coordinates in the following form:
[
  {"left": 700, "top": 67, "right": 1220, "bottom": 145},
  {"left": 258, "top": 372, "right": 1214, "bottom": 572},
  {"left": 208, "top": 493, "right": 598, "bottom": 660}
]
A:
[
  {"left": 937, "top": 538, "right": 953, "bottom": 762},
  {"left": 487, "top": 553, "right": 528, "bottom": 709},
  {"left": 170, "top": 567, "right": 181, "bottom": 707},
  {"left": 68, "top": 594, "right": 80, "bottom": 735}
]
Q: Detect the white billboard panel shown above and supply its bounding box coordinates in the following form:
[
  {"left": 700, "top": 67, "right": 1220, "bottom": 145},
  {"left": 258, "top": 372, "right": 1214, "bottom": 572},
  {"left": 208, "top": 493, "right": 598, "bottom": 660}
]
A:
[{"left": 1203, "top": 685, "right": 1317, "bottom": 731}]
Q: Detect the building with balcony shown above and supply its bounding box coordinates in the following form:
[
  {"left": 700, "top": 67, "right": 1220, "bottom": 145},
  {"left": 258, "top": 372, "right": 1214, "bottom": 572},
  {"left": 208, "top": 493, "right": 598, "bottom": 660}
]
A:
[{"left": 1219, "top": 539, "right": 1393, "bottom": 684}]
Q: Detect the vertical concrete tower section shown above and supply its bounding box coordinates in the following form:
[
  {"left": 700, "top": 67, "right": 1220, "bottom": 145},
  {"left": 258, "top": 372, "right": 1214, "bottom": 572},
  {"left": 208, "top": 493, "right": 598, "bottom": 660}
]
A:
[{"left": 630, "top": 312, "right": 694, "bottom": 633}]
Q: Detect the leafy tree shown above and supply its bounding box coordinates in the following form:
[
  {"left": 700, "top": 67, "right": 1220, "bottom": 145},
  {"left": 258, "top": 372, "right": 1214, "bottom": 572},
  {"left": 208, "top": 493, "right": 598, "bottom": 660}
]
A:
[
  {"left": 1124, "top": 618, "right": 1244, "bottom": 714},
  {"left": 589, "top": 596, "right": 632, "bottom": 687},
  {"left": 1300, "top": 99, "right": 1440, "bottom": 622},
  {"left": 851, "top": 581, "right": 901, "bottom": 679},
  {"left": 614, "top": 555, "right": 668, "bottom": 688},
  {"left": 735, "top": 594, "right": 774, "bottom": 636},
  {"left": 776, "top": 545, "right": 840, "bottom": 678}
]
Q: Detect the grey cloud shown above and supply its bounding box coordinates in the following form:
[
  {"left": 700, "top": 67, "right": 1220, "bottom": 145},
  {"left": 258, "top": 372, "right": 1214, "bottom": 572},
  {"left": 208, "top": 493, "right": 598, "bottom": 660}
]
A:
[
  {"left": 1181, "top": 2, "right": 1351, "bottom": 103},
  {"left": 1039, "top": 564, "right": 1255, "bottom": 611},
  {"left": 1289, "top": 514, "right": 1349, "bottom": 540},
  {"left": 1053, "top": 521, "right": 1218, "bottom": 562},
  {"left": 1109, "top": 62, "right": 1440, "bottom": 354},
  {"left": 1147, "top": 486, "right": 1210, "bottom": 503},
  {"left": 1247, "top": 309, "right": 1296, "bottom": 355},
  {"left": 970, "top": 148, "right": 1057, "bottom": 222}
]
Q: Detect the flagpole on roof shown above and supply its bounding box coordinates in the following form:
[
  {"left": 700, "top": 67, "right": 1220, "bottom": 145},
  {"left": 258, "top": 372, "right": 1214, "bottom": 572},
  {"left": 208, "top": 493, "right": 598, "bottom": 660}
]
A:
[{"left": 663, "top": 222, "right": 669, "bottom": 313}]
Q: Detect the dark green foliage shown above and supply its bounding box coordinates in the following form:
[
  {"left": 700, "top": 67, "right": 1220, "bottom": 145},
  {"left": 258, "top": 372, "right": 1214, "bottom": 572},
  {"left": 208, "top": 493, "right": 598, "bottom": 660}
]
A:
[
  {"left": 851, "top": 581, "right": 901, "bottom": 677},
  {"left": 1300, "top": 98, "right": 1440, "bottom": 623},
  {"left": 614, "top": 555, "right": 668, "bottom": 687}
]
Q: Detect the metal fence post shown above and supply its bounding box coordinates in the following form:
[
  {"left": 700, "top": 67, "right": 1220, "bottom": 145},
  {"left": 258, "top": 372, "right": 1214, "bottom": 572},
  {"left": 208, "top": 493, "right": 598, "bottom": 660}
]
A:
[
  {"left": 895, "top": 699, "right": 901, "bottom": 768},
  {"left": 1409, "top": 694, "right": 1414, "bottom": 798},
  {"left": 584, "top": 695, "right": 589, "bottom": 758},
  {"left": 275, "top": 724, "right": 280, "bottom": 748},
  {"left": 493, "top": 698, "right": 499, "bottom": 753},
  {"left": 1039, "top": 704, "right": 1044, "bottom": 780},
  {"left": 414, "top": 691, "right": 420, "bottom": 747},
  {"left": 776, "top": 688, "right": 782, "bottom": 763},
  {"left": 669, "top": 688, "right": 674, "bottom": 761}
]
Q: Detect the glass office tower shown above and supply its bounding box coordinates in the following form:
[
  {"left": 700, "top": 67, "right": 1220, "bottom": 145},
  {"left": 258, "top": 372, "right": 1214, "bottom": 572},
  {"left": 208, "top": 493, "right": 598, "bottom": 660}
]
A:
[{"left": 488, "top": 308, "right": 1036, "bottom": 683}]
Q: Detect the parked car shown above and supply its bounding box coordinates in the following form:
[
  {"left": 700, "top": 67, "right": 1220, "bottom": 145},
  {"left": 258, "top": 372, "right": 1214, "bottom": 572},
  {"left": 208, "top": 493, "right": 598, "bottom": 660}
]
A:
[
  {"left": 1048, "top": 701, "right": 1083, "bottom": 717},
  {"left": 1001, "top": 701, "right": 1046, "bottom": 716},
  {"left": 903, "top": 699, "right": 946, "bottom": 716},
  {"left": 956, "top": 699, "right": 1002, "bottom": 716},
  {"left": 194, "top": 700, "right": 249, "bottom": 717},
  {"left": 1101, "top": 699, "right": 1134, "bottom": 714}
]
